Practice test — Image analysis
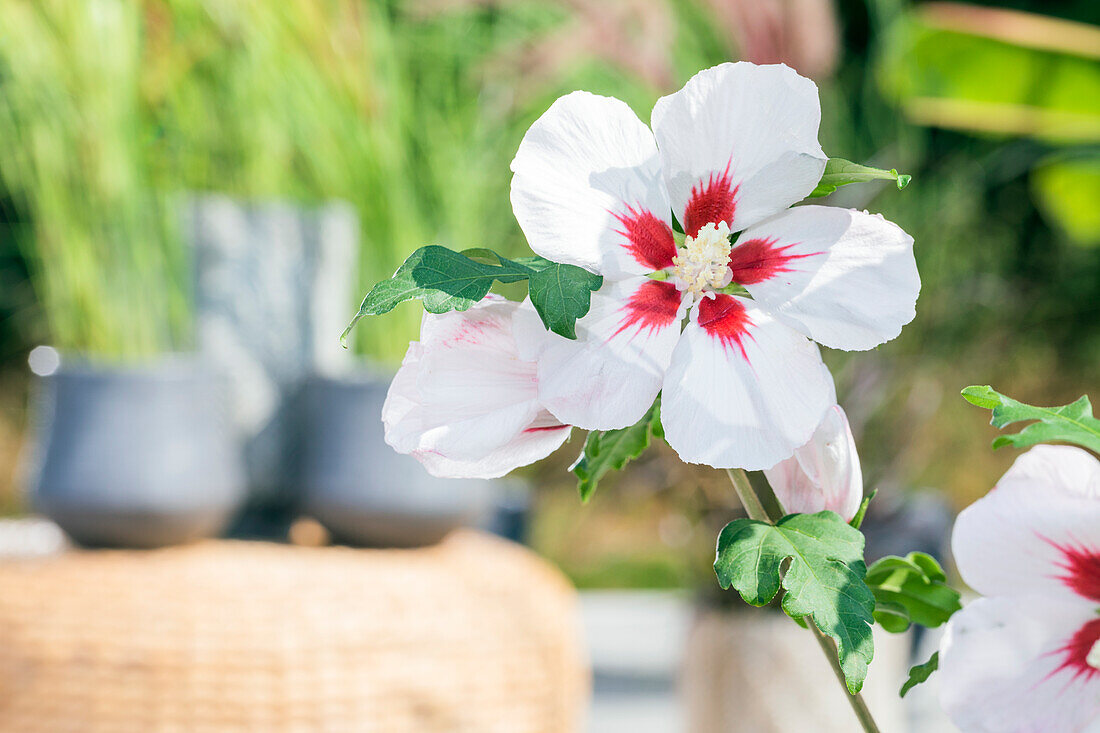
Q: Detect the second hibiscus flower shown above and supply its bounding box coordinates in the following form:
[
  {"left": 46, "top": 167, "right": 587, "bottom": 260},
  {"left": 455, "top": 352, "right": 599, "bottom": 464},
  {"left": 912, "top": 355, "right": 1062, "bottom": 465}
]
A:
[{"left": 511, "top": 61, "right": 920, "bottom": 470}]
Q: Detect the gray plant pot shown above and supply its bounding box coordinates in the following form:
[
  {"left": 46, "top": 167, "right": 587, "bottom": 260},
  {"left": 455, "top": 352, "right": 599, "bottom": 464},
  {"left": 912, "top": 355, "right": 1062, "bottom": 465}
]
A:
[
  {"left": 298, "top": 373, "right": 495, "bottom": 547},
  {"left": 182, "top": 195, "right": 357, "bottom": 530},
  {"left": 29, "top": 361, "right": 246, "bottom": 548}
]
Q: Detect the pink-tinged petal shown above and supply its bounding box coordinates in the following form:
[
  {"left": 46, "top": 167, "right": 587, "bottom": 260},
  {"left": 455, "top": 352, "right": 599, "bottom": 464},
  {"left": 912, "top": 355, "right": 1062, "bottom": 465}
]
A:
[
  {"left": 952, "top": 445, "right": 1100, "bottom": 600},
  {"left": 651, "top": 62, "right": 826, "bottom": 234},
  {"left": 383, "top": 298, "right": 570, "bottom": 479},
  {"left": 511, "top": 91, "right": 673, "bottom": 280},
  {"left": 736, "top": 206, "right": 919, "bottom": 351},
  {"left": 517, "top": 278, "right": 685, "bottom": 431},
  {"left": 413, "top": 411, "right": 571, "bottom": 480},
  {"left": 939, "top": 595, "right": 1100, "bottom": 733},
  {"left": 661, "top": 295, "right": 835, "bottom": 470},
  {"left": 764, "top": 405, "right": 863, "bottom": 520}
]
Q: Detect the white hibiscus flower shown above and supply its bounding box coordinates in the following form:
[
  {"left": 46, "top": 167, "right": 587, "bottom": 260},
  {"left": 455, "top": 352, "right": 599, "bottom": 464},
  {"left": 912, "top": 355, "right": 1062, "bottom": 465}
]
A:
[
  {"left": 510, "top": 61, "right": 919, "bottom": 470},
  {"left": 939, "top": 445, "right": 1100, "bottom": 733},
  {"left": 382, "top": 296, "right": 571, "bottom": 479}
]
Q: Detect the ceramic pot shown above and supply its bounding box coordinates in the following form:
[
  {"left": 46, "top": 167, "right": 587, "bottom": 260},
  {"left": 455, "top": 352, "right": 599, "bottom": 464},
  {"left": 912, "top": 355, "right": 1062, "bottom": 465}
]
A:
[
  {"left": 182, "top": 195, "right": 357, "bottom": 536},
  {"left": 297, "top": 373, "right": 495, "bottom": 547},
  {"left": 29, "top": 361, "right": 245, "bottom": 547}
]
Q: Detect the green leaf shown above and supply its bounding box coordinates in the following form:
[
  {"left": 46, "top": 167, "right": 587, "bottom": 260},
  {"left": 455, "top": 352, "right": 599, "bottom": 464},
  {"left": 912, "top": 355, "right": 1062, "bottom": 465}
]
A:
[
  {"left": 961, "top": 386, "right": 1100, "bottom": 453},
  {"left": 849, "top": 488, "right": 877, "bottom": 530},
  {"left": 463, "top": 251, "right": 603, "bottom": 339},
  {"left": 808, "top": 158, "right": 912, "bottom": 197},
  {"left": 866, "top": 552, "right": 961, "bottom": 632},
  {"left": 526, "top": 261, "right": 603, "bottom": 340},
  {"left": 714, "top": 512, "right": 875, "bottom": 694},
  {"left": 872, "top": 599, "right": 913, "bottom": 634},
  {"left": 341, "top": 245, "right": 530, "bottom": 344},
  {"left": 900, "top": 652, "right": 938, "bottom": 698},
  {"left": 573, "top": 399, "right": 662, "bottom": 502},
  {"left": 341, "top": 246, "right": 602, "bottom": 345}
]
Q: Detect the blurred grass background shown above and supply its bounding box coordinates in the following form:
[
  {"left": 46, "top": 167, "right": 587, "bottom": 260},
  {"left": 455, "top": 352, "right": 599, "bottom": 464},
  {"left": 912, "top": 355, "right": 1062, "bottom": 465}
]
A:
[{"left": 0, "top": 0, "right": 1097, "bottom": 587}]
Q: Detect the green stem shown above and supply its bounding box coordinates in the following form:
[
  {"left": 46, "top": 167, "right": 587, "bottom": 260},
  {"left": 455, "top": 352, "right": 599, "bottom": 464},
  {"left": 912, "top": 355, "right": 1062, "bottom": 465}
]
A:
[{"left": 724, "top": 469, "right": 882, "bottom": 733}]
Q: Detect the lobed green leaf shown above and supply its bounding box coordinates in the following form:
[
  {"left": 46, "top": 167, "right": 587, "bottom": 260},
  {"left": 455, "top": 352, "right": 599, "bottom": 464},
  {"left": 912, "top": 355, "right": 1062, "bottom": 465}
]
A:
[
  {"left": 900, "top": 652, "right": 939, "bottom": 698},
  {"left": 866, "top": 552, "right": 961, "bottom": 632},
  {"left": 961, "top": 385, "right": 1100, "bottom": 453},
  {"left": 341, "top": 245, "right": 602, "bottom": 345},
  {"left": 809, "top": 157, "right": 912, "bottom": 198},
  {"left": 714, "top": 512, "right": 876, "bottom": 694},
  {"left": 526, "top": 261, "right": 603, "bottom": 340},
  {"left": 573, "top": 399, "right": 662, "bottom": 502}
]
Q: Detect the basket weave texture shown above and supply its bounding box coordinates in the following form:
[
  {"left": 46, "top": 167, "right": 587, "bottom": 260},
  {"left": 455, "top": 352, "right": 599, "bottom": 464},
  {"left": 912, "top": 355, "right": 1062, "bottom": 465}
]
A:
[{"left": 0, "top": 530, "right": 588, "bottom": 732}]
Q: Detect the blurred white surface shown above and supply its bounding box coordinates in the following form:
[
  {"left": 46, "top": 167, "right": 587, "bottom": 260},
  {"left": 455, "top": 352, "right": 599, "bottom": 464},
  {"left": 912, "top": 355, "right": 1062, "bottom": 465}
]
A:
[{"left": 581, "top": 590, "right": 691, "bottom": 733}]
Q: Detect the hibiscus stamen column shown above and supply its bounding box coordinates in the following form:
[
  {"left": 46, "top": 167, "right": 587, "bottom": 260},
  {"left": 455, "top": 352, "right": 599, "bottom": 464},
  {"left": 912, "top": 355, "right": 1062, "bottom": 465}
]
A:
[{"left": 725, "top": 468, "right": 883, "bottom": 733}]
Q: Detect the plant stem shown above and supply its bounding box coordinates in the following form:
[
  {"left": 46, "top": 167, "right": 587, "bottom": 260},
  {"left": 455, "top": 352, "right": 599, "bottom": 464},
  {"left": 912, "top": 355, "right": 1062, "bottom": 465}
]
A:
[
  {"left": 724, "top": 469, "right": 882, "bottom": 733},
  {"left": 725, "top": 468, "right": 771, "bottom": 521}
]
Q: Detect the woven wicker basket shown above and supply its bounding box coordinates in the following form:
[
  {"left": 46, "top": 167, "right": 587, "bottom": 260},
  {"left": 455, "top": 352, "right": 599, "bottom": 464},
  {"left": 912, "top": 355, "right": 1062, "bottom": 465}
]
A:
[{"left": 0, "top": 531, "right": 588, "bottom": 732}]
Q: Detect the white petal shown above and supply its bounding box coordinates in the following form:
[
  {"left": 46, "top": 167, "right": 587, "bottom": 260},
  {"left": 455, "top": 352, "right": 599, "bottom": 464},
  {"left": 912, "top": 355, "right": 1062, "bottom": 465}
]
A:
[
  {"left": 939, "top": 595, "right": 1100, "bottom": 733},
  {"left": 519, "top": 278, "right": 686, "bottom": 431},
  {"left": 511, "top": 91, "right": 675, "bottom": 279},
  {"left": 412, "top": 411, "right": 572, "bottom": 480},
  {"left": 734, "top": 206, "right": 919, "bottom": 350},
  {"left": 651, "top": 62, "right": 826, "bottom": 236},
  {"left": 382, "top": 298, "right": 569, "bottom": 479},
  {"left": 952, "top": 445, "right": 1100, "bottom": 601},
  {"left": 764, "top": 405, "right": 863, "bottom": 520},
  {"left": 661, "top": 295, "right": 835, "bottom": 470}
]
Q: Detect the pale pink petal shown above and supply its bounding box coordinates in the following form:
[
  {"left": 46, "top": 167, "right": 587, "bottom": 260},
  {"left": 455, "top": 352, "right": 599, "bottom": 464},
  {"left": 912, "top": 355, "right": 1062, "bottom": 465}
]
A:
[
  {"left": 382, "top": 298, "right": 570, "bottom": 479},
  {"left": 733, "top": 206, "right": 919, "bottom": 351},
  {"left": 412, "top": 411, "right": 571, "bottom": 480},
  {"left": 764, "top": 405, "right": 863, "bottom": 520},
  {"left": 516, "top": 278, "right": 686, "bottom": 431},
  {"left": 511, "top": 91, "right": 675, "bottom": 279},
  {"left": 939, "top": 595, "right": 1100, "bottom": 733},
  {"left": 952, "top": 445, "right": 1100, "bottom": 601},
  {"left": 661, "top": 295, "right": 835, "bottom": 470},
  {"left": 651, "top": 62, "right": 826, "bottom": 236}
]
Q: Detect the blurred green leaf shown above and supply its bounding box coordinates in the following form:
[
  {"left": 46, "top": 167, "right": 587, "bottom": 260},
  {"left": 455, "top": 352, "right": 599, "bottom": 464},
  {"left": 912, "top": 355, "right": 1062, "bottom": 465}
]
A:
[
  {"left": 715, "top": 512, "right": 875, "bottom": 694},
  {"left": 573, "top": 399, "right": 662, "bottom": 502},
  {"left": 900, "top": 652, "right": 938, "bottom": 698},
  {"left": 1031, "top": 155, "right": 1100, "bottom": 247},
  {"left": 809, "top": 159, "right": 911, "bottom": 197},
  {"left": 962, "top": 386, "right": 1100, "bottom": 453},
  {"left": 878, "top": 9, "right": 1100, "bottom": 143},
  {"left": 866, "top": 552, "right": 961, "bottom": 632}
]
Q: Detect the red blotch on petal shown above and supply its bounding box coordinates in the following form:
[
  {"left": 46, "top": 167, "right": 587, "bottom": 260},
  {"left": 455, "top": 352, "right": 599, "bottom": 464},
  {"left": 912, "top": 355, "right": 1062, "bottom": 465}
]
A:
[
  {"left": 523, "top": 425, "right": 570, "bottom": 434},
  {"left": 613, "top": 205, "right": 677, "bottom": 271},
  {"left": 1053, "top": 618, "right": 1100, "bottom": 682},
  {"left": 696, "top": 294, "right": 753, "bottom": 360},
  {"left": 1053, "top": 542, "right": 1100, "bottom": 603},
  {"left": 683, "top": 162, "right": 739, "bottom": 238},
  {"left": 728, "top": 237, "right": 821, "bottom": 286},
  {"left": 614, "top": 280, "right": 683, "bottom": 338}
]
